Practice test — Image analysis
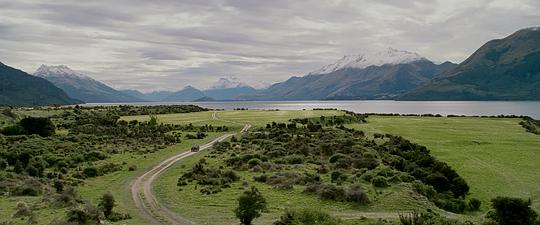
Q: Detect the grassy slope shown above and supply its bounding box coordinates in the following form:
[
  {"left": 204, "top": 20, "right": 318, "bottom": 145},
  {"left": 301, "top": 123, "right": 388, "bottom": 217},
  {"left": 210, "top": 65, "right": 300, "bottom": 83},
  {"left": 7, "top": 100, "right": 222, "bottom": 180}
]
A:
[{"left": 346, "top": 116, "right": 540, "bottom": 211}]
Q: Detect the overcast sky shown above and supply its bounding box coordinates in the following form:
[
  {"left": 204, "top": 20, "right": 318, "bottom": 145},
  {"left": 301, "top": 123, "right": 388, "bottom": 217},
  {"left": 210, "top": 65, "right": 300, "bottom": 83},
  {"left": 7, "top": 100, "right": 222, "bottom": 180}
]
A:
[{"left": 1, "top": 0, "right": 539, "bottom": 92}]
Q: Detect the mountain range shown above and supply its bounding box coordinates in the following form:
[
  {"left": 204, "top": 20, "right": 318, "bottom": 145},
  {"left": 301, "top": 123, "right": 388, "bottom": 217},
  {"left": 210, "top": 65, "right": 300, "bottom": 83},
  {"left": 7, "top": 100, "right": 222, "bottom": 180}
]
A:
[
  {"left": 0, "top": 62, "right": 81, "bottom": 106},
  {"left": 119, "top": 78, "right": 257, "bottom": 102},
  {"left": 34, "top": 65, "right": 144, "bottom": 103},
  {"left": 1, "top": 27, "right": 539, "bottom": 106},
  {"left": 242, "top": 48, "right": 457, "bottom": 100}
]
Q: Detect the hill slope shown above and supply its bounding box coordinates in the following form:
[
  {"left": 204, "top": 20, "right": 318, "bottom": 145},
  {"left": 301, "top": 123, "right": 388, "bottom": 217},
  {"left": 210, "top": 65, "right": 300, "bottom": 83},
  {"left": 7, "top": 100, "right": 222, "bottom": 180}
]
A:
[
  {"left": 401, "top": 27, "right": 540, "bottom": 100},
  {"left": 245, "top": 48, "right": 456, "bottom": 100},
  {"left": 35, "top": 65, "right": 144, "bottom": 103},
  {"left": 0, "top": 62, "right": 81, "bottom": 106}
]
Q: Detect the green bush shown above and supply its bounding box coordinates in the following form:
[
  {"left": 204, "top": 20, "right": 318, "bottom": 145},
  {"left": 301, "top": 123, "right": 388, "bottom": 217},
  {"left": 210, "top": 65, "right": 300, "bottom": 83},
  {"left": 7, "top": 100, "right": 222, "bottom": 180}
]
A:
[
  {"left": 20, "top": 117, "right": 55, "bottom": 137},
  {"left": 273, "top": 209, "right": 343, "bottom": 225},
  {"left": 372, "top": 176, "right": 388, "bottom": 187},
  {"left": 346, "top": 184, "right": 370, "bottom": 204},
  {"left": 468, "top": 198, "right": 481, "bottom": 211},
  {"left": 235, "top": 186, "right": 267, "bottom": 225},
  {"left": 490, "top": 197, "right": 538, "bottom": 225}
]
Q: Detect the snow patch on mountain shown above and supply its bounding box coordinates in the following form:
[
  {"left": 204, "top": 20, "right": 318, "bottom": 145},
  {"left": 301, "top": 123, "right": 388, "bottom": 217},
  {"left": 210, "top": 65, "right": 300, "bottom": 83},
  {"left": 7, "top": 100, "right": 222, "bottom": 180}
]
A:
[
  {"left": 210, "top": 77, "right": 248, "bottom": 89},
  {"left": 310, "top": 48, "right": 427, "bottom": 75},
  {"left": 34, "top": 65, "right": 92, "bottom": 80}
]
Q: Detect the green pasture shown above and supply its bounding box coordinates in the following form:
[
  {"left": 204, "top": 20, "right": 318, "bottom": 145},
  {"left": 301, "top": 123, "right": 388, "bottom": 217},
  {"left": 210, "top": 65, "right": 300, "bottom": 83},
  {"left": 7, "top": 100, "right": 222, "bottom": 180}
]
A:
[{"left": 346, "top": 116, "right": 540, "bottom": 211}]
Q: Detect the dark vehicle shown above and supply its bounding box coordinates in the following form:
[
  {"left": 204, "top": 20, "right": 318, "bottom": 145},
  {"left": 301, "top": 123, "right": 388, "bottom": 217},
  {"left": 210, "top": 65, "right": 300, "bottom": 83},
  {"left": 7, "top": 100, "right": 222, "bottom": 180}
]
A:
[{"left": 191, "top": 145, "right": 200, "bottom": 152}]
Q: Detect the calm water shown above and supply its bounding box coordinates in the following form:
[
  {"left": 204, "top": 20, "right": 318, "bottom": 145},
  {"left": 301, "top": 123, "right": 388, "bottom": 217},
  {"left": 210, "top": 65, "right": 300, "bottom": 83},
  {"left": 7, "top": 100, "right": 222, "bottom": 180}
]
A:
[{"left": 85, "top": 100, "right": 540, "bottom": 119}]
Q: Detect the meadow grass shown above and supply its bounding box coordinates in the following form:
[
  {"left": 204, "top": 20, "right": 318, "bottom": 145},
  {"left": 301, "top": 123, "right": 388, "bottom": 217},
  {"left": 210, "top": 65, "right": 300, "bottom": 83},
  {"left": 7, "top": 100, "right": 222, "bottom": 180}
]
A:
[
  {"left": 121, "top": 110, "right": 345, "bottom": 129},
  {"left": 346, "top": 116, "right": 540, "bottom": 211}
]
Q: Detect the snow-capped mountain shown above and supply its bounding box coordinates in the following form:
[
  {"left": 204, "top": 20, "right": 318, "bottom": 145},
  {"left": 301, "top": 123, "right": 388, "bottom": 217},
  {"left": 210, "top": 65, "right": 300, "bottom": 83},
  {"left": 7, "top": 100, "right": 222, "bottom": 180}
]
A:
[
  {"left": 34, "top": 65, "right": 143, "bottom": 103},
  {"left": 309, "top": 48, "right": 427, "bottom": 75},
  {"left": 35, "top": 65, "right": 92, "bottom": 80},
  {"left": 210, "top": 77, "right": 248, "bottom": 89}
]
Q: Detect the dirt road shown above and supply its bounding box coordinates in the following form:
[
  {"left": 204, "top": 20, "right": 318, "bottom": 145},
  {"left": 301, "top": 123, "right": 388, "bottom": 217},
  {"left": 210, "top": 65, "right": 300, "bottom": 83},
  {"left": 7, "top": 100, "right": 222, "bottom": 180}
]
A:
[{"left": 131, "top": 122, "right": 251, "bottom": 225}]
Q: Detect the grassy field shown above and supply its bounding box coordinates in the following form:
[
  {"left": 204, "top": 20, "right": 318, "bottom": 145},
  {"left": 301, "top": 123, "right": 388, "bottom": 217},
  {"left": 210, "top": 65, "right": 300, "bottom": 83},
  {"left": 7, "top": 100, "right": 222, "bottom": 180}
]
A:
[
  {"left": 121, "top": 110, "right": 345, "bottom": 129},
  {"left": 346, "top": 116, "right": 540, "bottom": 211}
]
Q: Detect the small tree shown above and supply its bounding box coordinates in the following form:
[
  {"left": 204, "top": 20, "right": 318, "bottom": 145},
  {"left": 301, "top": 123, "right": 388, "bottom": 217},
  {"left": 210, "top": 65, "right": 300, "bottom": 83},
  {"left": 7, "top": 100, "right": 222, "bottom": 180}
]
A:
[
  {"left": 234, "top": 186, "right": 267, "bottom": 225},
  {"left": 490, "top": 197, "right": 538, "bottom": 225},
  {"left": 148, "top": 115, "right": 158, "bottom": 126},
  {"left": 99, "top": 193, "right": 115, "bottom": 218}
]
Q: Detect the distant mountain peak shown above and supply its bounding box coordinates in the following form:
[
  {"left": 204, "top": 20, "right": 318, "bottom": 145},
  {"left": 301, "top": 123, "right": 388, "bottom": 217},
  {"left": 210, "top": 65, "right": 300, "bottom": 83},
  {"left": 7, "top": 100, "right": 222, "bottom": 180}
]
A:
[
  {"left": 35, "top": 64, "right": 91, "bottom": 79},
  {"left": 210, "top": 77, "right": 248, "bottom": 89},
  {"left": 183, "top": 85, "right": 199, "bottom": 90},
  {"left": 310, "top": 47, "right": 427, "bottom": 75}
]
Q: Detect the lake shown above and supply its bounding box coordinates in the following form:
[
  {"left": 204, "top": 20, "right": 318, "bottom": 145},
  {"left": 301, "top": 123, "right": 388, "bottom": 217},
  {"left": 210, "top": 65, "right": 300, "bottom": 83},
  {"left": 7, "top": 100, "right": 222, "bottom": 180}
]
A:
[{"left": 85, "top": 100, "right": 540, "bottom": 119}]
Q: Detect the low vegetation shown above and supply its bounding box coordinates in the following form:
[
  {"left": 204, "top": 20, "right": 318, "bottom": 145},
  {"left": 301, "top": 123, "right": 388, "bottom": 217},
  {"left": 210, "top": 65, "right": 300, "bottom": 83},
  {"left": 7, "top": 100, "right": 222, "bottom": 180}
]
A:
[
  {"left": 179, "top": 115, "right": 471, "bottom": 214},
  {"left": 0, "top": 105, "right": 229, "bottom": 224}
]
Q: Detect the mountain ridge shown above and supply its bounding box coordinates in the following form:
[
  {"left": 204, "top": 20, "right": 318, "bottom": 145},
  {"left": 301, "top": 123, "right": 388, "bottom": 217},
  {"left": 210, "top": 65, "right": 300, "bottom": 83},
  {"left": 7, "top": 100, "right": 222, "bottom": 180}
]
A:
[
  {"left": 35, "top": 65, "right": 144, "bottom": 103},
  {"left": 401, "top": 27, "right": 540, "bottom": 100},
  {"left": 0, "top": 62, "right": 82, "bottom": 106}
]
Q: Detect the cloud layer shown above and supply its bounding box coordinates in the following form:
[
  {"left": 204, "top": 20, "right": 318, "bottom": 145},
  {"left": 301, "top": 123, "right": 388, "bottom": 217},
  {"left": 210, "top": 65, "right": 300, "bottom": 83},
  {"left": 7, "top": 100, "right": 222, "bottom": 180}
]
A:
[{"left": 1, "top": 0, "right": 539, "bottom": 91}]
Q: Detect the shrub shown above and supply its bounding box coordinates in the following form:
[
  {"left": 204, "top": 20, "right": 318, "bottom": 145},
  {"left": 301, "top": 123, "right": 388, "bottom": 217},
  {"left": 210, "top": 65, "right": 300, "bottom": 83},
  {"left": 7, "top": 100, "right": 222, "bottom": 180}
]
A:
[
  {"left": 329, "top": 154, "right": 345, "bottom": 163},
  {"left": 450, "top": 177, "right": 469, "bottom": 198},
  {"left": 346, "top": 184, "right": 370, "bottom": 204},
  {"left": 490, "top": 197, "right": 538, "bottom": 225},
  {"left": 98, "top": 193, "right": 115, "bottom": 218},
  {"left": 253, "top": 174, "right": 268, "bottom": 183},
  {"left": 412, "top": 181, "right": 436, "bottom": 199},
  {"left": 372, "top": 176, "right": 388, "bottom": 187},
  {"left": 318, "top": 184, "right": 346, "bottom": 201},
  {"left": 20, "top": 117, "right": 55, "bottom": 137},
  {"left": 13, "top": 201, "right": 33, "bottom": 218},
  {"left": 273, "top": 209, "right": 343, "bottom": 225},
  {"left": 330, "top": 171, "right": 347, "bottom": 183},
  {"left": 468, "top": 198, "right": 481, "bottom": 211},
  {"left": 82, "top": 167, "right": 99, "bottom": 178},
  {"left": 1, "top": 125, "right": 26, "bottom": 136},
  {"left": 235, "top": 186, "right": 267, "bottom": 225},
  {"left": 128, "top": 165, "right": 137, "bottom": 171},
  {"left": 247, "top": 158, "right": 262, "bottom": 167}
]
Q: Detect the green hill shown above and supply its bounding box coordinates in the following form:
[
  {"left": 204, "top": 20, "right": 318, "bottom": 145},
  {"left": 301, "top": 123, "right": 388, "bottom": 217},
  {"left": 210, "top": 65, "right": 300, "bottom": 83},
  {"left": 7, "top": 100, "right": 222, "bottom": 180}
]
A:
[
  {"left": 0, "top": 62, "right": 82, "bottom": 106},
  {"left": 401, "top": 27, "right": 540, "bottom": 100}
]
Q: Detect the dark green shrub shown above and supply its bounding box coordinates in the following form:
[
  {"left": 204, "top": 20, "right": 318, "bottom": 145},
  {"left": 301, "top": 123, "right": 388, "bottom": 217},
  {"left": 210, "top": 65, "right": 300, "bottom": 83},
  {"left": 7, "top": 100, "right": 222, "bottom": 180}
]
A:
[
  {"left": 329, "top": 154, "right": 345, "bottom": 163},
  {"left": 20, "top": 117, "right": 55, "bottom": 137},
  {"left": 1, "top": 125, "right": 26, "bottom": 135},
  {"left": 83, "top": 167, "right": 99, "bottom": 178},
  {"left": 468, "top": 198, "right": 481, "bottom": 211},
  {"left": 253, "top": 174, "right": 268, "bottom": 183},
  {"left": 490, "top": 197, "right": 538, "bottom": 225},
  {"left": 248, "top": 158, "right": 262, "bottom": 166},
  {"left": 273, "top": 209, "right": 343, "bottom": 225},
  {"left": 98, "top": 193, "right": 115, "bottom": 218},
  {"left": 372, "top": 176, "right": 388, "bottom": 187},
  {"left": 330, "top": 171, "right": 347, "bottom": 183}
]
